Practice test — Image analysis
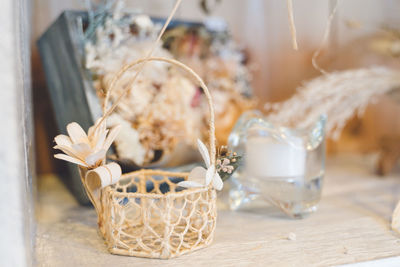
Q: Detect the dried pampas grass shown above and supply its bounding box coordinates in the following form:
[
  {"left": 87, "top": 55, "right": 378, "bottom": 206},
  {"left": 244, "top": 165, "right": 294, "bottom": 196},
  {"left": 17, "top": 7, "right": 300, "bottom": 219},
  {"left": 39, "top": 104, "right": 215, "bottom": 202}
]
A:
[{"left": 264, "top": 67, "right": 400, "bottom": 139}]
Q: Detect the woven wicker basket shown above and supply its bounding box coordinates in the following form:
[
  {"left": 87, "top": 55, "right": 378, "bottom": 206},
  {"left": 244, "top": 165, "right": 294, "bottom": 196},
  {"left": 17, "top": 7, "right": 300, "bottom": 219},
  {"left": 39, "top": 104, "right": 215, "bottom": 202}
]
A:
[{"left": 79, "top": 57, "right": 218, "bottom": 259}]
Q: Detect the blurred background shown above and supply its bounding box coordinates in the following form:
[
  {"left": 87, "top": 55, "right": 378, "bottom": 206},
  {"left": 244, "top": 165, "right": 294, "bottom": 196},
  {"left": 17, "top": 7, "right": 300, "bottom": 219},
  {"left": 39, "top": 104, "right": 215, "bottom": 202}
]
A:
[{"left": 32, "top": 0, "right": 400, "bottom": 176}]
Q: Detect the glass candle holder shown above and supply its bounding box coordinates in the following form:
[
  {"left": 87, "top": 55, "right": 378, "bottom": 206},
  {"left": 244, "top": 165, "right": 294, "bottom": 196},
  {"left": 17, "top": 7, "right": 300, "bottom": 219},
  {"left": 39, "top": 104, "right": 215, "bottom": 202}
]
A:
[{"left": 227, "top": 110, "right": 326, "bottom": 218}]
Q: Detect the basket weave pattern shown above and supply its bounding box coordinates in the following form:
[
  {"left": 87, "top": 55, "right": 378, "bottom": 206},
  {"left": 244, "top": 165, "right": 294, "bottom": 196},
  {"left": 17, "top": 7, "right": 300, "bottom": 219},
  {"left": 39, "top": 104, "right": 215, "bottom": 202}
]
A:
[
  {"left": 76, "top": 56, "right": 219, "bottom": 259},
  {"left": 99, "top": 170, "right": 217, "bottom": 258}
]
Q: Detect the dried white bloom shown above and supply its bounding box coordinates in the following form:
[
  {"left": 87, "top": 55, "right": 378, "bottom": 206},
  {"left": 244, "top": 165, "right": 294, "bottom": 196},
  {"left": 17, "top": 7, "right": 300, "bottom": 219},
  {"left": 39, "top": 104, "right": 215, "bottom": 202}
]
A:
[
  {"left": 54, "top": 119, "right": 121, "bottom": 168},
  {"left": 85, "top": 12, "right": 253, "bottom": 165},
  {"left": 108, "top": 114, "right": 146, "bottom": 165},
  {"left": 178, "top": 139, "right": 223, "bottom": 191},
  {"left": 133, "top": 15, "right": 154, "bottom": 35}
]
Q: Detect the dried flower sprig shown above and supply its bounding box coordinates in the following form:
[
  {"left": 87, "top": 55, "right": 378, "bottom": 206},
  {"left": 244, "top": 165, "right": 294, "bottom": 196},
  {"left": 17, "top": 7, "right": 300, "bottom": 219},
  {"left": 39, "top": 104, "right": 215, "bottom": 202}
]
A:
[
  {"left": 286, "top": 0, "right": 298, "bottom": 50},
  {"left": 216, "top": 146, "right": 241, "bottom": 181},
  {"left": 264, "top": 67, "right": 400, "bottom": 140}
]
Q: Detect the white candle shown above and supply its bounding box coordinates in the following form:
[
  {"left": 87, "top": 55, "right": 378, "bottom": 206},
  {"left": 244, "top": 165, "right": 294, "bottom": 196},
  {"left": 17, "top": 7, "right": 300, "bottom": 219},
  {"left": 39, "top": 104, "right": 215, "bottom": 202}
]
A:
[{"left": 246, "top": 136, "right": 306, "bottom": 178}]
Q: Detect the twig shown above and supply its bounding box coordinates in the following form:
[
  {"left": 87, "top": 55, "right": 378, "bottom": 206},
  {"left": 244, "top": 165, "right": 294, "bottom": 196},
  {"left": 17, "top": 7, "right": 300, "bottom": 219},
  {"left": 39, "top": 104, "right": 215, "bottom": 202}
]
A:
[
  {"left": 286, "top": 0, "right": 298, "bottom": 50},
  {"left": 312, "top": 0, "right": 339, "bottom": 75}
]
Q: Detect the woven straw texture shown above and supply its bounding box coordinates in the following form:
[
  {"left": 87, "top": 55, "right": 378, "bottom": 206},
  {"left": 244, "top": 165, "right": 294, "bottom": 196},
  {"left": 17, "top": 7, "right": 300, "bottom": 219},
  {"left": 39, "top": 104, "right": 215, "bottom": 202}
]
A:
[
  {"left": 78, "top": 55, "right": 219, "bottom": 259},
  {"left": 99, "top": 170, "right": 217, "bottom": 259}
]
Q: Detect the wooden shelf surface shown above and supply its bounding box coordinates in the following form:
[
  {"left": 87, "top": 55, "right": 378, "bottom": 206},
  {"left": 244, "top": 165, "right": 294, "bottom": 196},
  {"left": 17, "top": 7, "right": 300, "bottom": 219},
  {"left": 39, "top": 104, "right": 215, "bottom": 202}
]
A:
[{"left": 36, "top": 155, "right": 400, "bottom": 266}]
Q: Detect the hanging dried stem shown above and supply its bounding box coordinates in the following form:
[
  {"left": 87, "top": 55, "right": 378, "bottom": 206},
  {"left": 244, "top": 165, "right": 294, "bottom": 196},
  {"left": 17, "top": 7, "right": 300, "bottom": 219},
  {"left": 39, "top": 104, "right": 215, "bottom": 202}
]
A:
[
  {"left": 312, "top": 0, "right": 339, "bottom": 75},
  {"left": 286, "top": 0, "right": 298, "bottom": 50},
  {"left": 264, "top": 67, "right": 400, "bottom": 139}
]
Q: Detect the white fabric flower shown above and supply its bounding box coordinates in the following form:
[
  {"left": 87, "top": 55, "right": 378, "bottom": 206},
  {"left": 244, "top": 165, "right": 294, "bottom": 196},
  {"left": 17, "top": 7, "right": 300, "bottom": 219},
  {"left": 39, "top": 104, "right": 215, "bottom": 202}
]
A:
[
  {"left": 178, "top": 139, "right": 223, "bottom": 191},
  {"left": 54, "top": 119, "right": 121, "bottom": 168}
]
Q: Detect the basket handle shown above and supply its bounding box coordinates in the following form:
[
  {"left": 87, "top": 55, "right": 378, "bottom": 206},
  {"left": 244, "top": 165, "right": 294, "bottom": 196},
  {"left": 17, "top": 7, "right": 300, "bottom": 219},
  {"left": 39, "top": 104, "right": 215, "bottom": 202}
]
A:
[{"left": 102, "top": 57, "right": 217, "bottom": 167}]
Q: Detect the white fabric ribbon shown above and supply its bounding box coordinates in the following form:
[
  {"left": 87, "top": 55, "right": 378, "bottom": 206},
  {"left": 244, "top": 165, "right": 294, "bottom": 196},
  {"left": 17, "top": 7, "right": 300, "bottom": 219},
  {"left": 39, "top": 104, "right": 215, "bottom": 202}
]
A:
[{"left": 85, "top": 162, "right": 122, "bottom": 210}]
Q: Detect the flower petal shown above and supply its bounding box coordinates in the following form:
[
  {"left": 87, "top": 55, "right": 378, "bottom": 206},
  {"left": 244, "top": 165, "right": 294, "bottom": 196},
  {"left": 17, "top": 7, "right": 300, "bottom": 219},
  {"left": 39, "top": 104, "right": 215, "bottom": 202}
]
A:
[
  {"left": 212, "top": 172, "right": 223, "bottom": 191},
  {"left": 188, "top": 166, "right": 207, "bottom": 184},
  {"left": 53, "top": 145, "right": 82, "bottom": 160},
  {"left": 54, "top": 134, "right": 72, "bottom": 147},
  {"left": 67, "top": 122, "right": 89, "bottom": 144},
  {"left": 103, "top": 125, "right": 121, "bottom": 151},
  {"left": 98, "top": 118, "right": 107, "bottom": 133},
  {"left": 89, "top": 118, "right": 107, "bottom": 140},
  {"left": 197, "top": 139, "right": 211, "bottom": 168},
  {"left": 93, "top": 129, "right": 108, "bottom": 151},
  {"left": 177, "top": 181, "right": 204, "bottom": 188},
  {"left": 88, "top": 118, "right": 101, "bottom": 138},
  {"left": 85, "top": 149, "right": 106, "bottom": 167},
  {"left": 205, "top": 165, "right": 215, "bottom": 186},
  {"left": 72, "top": 143, "right": 92, "bottom": 158},
  {"left": 88, "top": 125, "right": 95, "bottom": 139},
  {"left": 54, "top": 154, "right": 88, "bottom": 167}
]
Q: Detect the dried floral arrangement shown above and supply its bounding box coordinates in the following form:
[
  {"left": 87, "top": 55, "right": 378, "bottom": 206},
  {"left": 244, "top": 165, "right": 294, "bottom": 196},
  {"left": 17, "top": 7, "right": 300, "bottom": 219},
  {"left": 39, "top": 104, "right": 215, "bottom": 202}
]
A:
[
  {"left": 83, "top": 0, "right": 254, "bottom": 167},
  {"left": 162, "top": 22, "right": 255, "bottom": 143}
]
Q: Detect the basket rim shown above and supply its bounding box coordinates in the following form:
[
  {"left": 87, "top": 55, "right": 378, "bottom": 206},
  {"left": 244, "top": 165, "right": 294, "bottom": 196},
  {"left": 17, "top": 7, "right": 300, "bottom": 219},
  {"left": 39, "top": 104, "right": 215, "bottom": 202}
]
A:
[{"left": 103, "top": 169, "right": 212, "bottom": 199}]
